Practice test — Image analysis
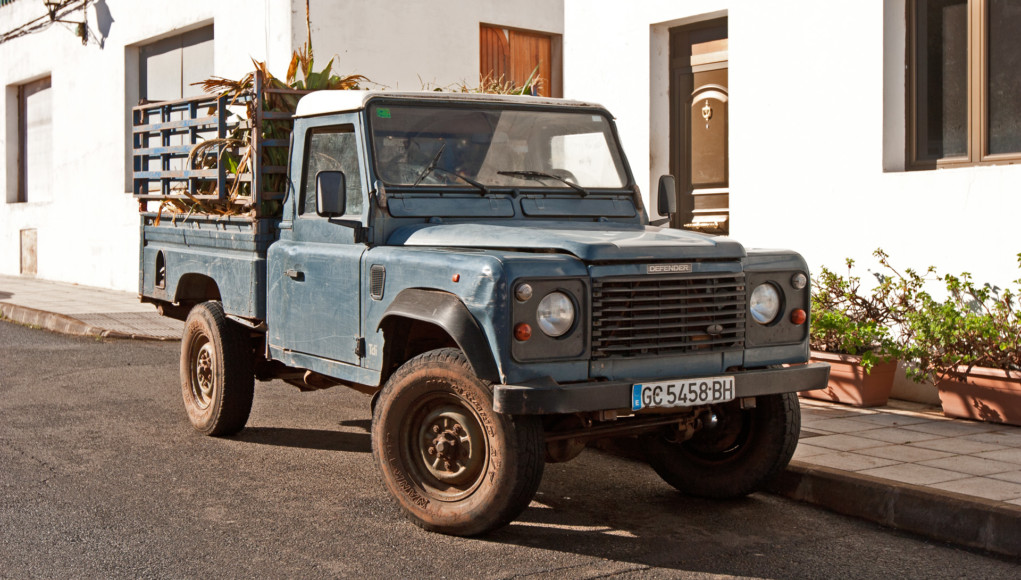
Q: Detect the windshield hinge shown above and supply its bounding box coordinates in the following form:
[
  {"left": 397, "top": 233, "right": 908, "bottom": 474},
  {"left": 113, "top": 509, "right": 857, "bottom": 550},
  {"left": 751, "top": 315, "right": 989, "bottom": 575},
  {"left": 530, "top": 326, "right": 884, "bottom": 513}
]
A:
[{"left": 373, "top": 180, "right": 388, "bottom": 209}]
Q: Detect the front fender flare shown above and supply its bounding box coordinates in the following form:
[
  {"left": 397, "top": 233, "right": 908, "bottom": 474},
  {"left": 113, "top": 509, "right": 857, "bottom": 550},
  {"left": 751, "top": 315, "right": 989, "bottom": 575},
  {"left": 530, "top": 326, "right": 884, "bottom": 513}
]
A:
[{"left": 378, "top": 289, "right": 501, "bottom": 383}]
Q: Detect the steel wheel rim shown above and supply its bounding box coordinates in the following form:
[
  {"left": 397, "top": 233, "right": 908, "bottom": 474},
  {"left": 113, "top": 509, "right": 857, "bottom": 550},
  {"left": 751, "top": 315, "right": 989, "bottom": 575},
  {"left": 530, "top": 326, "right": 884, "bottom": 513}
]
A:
[
  {"left": 680, "top": 403, "right": 752, "bottom": 462},
  {"left": 190, "top": 337, "right": 215, "bottom": 409},
  {"left": 403, "top": 392, "right": 488, "bottom": 502}
]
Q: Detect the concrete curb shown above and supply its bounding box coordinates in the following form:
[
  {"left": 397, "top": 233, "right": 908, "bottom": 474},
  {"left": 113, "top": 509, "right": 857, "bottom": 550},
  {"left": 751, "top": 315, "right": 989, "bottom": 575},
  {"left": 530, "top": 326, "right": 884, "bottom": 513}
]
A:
[
  {"left": 591, "top": 437, "right": 1021, "bottom": 558},
  {"left": 768, "top": 461, "right": 1021, "bottom": 558},
  {"left": 0, "top": 303, "right": 169, "bottom": 341}
]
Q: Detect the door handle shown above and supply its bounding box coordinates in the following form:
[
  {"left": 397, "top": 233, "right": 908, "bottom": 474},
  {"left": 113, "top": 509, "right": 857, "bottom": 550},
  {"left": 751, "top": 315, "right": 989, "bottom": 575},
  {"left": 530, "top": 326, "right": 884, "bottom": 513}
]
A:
[{"left": 285, "top": 269, "right": 305, "bottom": 281}]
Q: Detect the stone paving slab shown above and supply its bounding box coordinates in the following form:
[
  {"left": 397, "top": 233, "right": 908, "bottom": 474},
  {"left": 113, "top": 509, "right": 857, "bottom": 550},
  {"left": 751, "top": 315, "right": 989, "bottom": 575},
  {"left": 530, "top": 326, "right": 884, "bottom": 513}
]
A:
[{"left": 0, "top": 275, "right": 181, "bottom": 340}]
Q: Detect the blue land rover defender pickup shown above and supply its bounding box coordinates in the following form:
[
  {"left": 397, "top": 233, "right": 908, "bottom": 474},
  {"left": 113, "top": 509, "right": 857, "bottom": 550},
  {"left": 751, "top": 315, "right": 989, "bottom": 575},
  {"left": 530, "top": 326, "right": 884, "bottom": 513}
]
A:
[{"left": 135, "top": 86, "right": 829, "bottom": 536}]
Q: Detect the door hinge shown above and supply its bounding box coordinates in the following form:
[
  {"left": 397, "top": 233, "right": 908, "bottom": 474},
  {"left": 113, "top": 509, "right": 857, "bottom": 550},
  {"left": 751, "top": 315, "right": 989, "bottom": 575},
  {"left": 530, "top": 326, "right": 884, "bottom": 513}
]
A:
[{"left": 354, "top": 337, "right": 366, "bottom": 358}]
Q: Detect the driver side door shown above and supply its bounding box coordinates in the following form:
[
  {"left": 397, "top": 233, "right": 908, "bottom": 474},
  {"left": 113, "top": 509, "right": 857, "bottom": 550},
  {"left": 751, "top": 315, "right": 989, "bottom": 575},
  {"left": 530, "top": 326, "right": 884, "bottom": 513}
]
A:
[{"left": 268, "top": 116, "right": 367, "bottom": 365}]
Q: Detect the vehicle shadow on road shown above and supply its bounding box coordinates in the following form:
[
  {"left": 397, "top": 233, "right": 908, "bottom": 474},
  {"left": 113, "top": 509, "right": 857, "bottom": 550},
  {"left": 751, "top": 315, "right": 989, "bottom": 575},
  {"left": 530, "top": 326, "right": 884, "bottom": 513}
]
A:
[
  {"left": 476, "top": 446, "right": 954, "bottom": 577},
  {"left": 338, "top": 418, "right": 372, "bottom": 432},
  {"left": 232, "top": 427, "right": 371, "bottom": 453}
]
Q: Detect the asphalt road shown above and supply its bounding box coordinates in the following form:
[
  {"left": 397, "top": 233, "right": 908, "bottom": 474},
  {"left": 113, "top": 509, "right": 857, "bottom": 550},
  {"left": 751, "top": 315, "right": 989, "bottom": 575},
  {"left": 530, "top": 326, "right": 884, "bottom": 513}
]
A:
[{"left": 2, "top": 320, "right": 1019, "bottom": 579}]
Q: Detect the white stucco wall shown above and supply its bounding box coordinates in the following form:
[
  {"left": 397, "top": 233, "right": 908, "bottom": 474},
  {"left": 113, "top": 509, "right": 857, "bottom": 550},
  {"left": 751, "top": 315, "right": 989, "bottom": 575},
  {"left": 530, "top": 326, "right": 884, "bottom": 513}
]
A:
[
  {"left": 299, "top": 0, "right": 563, "bottom": 91},
  {"left": 6, "top": 0, "right": 1014, "bottom": 292},
  {"left": 0, "top": 0, "right": 289, "bottom": 291},
  {"left": 565, "top": 0, "right": 1021, "bottom": 288},
  {"left": 0, "top": 0, "right": 563, "bottom": 291}
]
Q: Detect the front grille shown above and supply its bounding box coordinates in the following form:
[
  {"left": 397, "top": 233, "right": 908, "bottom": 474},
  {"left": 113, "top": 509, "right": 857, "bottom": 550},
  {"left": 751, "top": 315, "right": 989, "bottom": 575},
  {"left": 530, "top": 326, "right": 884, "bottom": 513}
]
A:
[{"left": 591, "top": 273, "right": 746, "bottom": 358}]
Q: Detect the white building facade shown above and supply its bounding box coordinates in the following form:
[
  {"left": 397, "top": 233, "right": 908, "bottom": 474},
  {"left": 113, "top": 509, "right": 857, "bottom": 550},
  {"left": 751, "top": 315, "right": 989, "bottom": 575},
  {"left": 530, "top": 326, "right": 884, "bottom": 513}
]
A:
[
  {"left": 2, "top": 0, "right": 1018, "bottom": 291},
  {"left": 0, "top": 0, "right": 563, "bottom": 291},
  {"left": 564, "top": 0, "right": 1021, "bottom": 286}
]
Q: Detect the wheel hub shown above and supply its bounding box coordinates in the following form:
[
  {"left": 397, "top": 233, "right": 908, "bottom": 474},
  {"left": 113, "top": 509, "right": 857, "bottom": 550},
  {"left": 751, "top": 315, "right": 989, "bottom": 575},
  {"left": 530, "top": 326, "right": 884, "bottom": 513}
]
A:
[
  {"left": 192, "top": 342, "right": 215, "bottom": 408},
  {"left": 685, "top": 405, "right": 747, "bottom": 456},
  {"left": 417, "top": 406, "right": 484, "bottom": 487}
]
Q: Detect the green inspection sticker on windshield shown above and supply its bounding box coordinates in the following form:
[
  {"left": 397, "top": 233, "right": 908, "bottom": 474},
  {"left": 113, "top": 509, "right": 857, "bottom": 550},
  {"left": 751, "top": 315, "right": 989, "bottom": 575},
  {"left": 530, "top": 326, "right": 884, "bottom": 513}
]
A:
[{"left": 376, "top": 108, "right": 391, "bottom": 119}]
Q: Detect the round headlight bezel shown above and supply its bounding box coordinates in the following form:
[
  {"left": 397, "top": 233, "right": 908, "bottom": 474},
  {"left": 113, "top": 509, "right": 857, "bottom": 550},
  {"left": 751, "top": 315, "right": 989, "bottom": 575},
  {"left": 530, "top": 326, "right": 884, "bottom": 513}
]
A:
[
  {"left": 750, "top": 283, "right": 782, "bottom": 325},
  {"left": 536, "top": 291, "right": 576, "bottom": 337}
]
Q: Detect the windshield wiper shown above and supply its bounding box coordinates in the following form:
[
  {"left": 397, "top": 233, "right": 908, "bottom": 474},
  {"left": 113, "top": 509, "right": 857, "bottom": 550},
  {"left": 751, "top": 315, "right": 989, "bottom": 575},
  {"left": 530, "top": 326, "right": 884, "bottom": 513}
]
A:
[
  {"left": 428, "top": 166, "right": 491, "bottom": 195},
  {"left": 412, "top": 142, "right": 446, "bottom": 186},
  {"left": 497, "top": 170, "right": 589, "bottom": 196}
]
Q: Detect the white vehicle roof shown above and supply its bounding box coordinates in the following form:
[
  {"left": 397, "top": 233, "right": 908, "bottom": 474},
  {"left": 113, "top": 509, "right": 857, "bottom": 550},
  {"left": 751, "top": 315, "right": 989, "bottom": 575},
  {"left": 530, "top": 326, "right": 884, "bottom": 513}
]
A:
[{"left": 293, "top": 90, "right": 605, "bottom": 118}]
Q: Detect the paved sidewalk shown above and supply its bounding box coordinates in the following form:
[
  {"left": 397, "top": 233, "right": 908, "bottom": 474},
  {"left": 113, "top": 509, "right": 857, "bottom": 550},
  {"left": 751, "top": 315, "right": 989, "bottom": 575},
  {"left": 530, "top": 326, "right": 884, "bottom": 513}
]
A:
[
  {"left": 0, "top": 274, "right": 182, "bottom": 339},
  {"left": 798, "top": 399, "right": 1021, "bottom": 507},
  {"left": 782, "top": 399, "right": 1021, "bottom": 557},
  {"left": 1, "top": 273, "right": 1019, "bottom": 556}
]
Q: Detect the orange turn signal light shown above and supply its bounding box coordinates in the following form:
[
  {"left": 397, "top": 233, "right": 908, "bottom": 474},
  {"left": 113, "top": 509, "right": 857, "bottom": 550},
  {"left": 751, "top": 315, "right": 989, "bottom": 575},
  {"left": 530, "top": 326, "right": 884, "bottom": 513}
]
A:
[
  {"left": 790, "top": 309, "right": 807, "bottom": 325},
  {"left": 514, "top": 323, "right": 532, "bottom": 341}
]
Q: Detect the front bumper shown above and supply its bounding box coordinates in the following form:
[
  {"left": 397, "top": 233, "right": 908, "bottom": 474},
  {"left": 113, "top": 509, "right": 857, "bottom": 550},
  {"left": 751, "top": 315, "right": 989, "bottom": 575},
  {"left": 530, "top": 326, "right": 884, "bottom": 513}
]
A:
[{"left": 493, "top": 362, "right": 830, "bottom": 415}]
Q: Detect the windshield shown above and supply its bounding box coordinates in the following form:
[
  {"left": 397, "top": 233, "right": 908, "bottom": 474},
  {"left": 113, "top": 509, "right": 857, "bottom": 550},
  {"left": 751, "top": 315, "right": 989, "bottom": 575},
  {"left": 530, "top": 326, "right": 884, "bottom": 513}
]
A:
[{"left": 368, "top": 103, "right": 629, "bottom": 190}]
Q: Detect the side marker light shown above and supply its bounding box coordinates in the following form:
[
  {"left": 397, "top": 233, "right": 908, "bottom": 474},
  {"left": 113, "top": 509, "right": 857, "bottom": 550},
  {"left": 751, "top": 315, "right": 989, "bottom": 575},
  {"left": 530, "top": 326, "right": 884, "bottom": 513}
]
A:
[{"left": 791, "top": 309, "right": 807, "bottom": 325}]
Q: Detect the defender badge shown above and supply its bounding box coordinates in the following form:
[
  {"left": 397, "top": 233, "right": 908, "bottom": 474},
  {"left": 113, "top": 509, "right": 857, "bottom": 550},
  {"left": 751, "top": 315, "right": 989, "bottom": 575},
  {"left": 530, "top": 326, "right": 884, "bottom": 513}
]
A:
[{"left": 647, "top": 263, "right": 693, "bottom": 274}]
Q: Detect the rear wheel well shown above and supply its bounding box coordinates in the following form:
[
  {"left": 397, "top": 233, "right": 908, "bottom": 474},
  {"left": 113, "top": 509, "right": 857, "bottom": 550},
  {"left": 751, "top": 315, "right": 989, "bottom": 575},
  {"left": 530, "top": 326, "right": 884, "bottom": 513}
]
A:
[
  {"left": 173, "top": 274, "right": 222, "bottom": 317},
  {"left": 379, "top": 317, "right": 457, "bottom": 385}
]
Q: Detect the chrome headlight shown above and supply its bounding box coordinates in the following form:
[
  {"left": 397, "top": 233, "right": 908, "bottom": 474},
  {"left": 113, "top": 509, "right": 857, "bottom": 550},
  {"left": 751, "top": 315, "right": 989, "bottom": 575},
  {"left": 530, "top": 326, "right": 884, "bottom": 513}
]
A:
[
  {"left": 750, "top": 283, "right": 781, "bottom": 325},
  {"left": 536, "top": 292, "right": 575, "bottom": 337}
]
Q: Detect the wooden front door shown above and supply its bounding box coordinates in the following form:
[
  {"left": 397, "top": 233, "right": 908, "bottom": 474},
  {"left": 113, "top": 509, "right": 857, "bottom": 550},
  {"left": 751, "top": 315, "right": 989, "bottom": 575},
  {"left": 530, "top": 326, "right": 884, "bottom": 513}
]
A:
[{"left": 670, "top": 20, "right": 729, "bottom": 234}]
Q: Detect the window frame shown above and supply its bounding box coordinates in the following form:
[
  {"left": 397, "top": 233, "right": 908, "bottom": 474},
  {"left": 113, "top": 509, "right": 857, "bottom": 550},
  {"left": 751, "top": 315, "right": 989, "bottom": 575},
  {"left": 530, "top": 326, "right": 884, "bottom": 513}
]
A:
[
  {"left": 13, "top": 76, "right": 52, "bottom": 204},
  {"left": 125, "top": 23, "right": 214, "bottom": 193},
  {"left": 298, "top": 123, "right": 365, "bottom": 218},
  {"left": 907, "top": 0, "right": 1021, "bottom": 169}
]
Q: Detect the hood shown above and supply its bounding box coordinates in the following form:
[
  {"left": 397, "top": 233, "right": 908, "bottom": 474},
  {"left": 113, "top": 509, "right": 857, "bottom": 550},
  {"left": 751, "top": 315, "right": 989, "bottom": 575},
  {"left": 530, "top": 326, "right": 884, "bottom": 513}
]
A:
[{"left": 387, "top": 221, "right": 746, "bottom": 262}]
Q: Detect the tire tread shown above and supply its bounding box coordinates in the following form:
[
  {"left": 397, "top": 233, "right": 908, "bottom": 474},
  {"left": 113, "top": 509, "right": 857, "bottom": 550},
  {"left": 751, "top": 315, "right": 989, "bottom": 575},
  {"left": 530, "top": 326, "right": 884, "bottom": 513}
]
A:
[
  {"left": 372, "top": 348, "right": 544, "bottom": 536},
  {"left": 181, "top": 301, "right": 254, "bottom": 436}
]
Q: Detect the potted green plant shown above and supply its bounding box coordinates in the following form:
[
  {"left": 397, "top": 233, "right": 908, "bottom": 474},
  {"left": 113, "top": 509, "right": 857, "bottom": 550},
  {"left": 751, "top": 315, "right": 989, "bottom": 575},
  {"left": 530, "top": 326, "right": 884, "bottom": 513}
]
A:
[
  {"left": 806, "top": 256, "right": 902, "bottom": 407},
  {"left": 896, "top": 254, "right": 1021, "bottom": 425}
]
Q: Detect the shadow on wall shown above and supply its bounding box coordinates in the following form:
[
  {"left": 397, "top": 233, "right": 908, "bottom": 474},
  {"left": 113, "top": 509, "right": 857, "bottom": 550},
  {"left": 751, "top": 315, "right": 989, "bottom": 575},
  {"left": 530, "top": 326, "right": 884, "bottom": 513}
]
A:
[{"left": 90, "top": 0, "right": 114, "bottom": 48}]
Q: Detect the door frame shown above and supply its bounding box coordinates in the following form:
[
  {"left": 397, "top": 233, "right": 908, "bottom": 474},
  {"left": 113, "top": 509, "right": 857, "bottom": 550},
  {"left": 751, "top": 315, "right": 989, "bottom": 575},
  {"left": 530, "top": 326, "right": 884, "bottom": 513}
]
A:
[{"left": 668, "top": 18, "right": 729, "bottom": 231}]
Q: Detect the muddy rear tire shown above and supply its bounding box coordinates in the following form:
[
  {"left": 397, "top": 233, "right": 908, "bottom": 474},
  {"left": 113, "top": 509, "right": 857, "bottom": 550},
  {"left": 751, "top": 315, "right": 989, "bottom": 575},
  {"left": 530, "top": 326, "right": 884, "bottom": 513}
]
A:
[
  {"left": 180, "top": 301, "right": 254, "bottom": 436},
  {"left": 642, "top": 393, "right": 800, "bottom": 498},
  {"left": 372, "top": 348, "right": 544, "bottom": 536}
]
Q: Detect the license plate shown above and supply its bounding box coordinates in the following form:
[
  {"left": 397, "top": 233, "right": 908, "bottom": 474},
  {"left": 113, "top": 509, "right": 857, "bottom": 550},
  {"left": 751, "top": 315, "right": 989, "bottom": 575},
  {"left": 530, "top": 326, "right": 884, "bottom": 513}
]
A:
[{"left": 631, "top": 377, "right": 736, "bottom": 411}]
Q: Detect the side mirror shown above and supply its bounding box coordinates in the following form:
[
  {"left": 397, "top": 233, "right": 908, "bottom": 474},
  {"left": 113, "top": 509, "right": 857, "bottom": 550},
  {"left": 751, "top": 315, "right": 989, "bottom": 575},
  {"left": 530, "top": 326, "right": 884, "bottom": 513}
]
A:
[
  {"left": 657, "top": 175, "right": 677, "bottom": 218},
  {"left": 316, "top": 171, "right": 346, "bottom": 217}
]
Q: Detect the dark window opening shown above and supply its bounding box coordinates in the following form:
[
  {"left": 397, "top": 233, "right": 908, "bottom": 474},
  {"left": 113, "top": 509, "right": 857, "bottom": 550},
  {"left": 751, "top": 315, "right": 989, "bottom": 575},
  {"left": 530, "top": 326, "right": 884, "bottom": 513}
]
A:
[{"left": 909, "top": 0, "right": 1021, "bottom": 168}]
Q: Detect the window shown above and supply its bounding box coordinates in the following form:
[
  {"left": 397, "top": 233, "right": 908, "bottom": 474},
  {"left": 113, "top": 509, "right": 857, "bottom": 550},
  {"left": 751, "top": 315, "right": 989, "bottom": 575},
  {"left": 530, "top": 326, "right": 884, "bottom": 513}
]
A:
[
  {"left": 909, "top": 0, "right": 1021, "bottom": 168},
  {"left": 368, "top": 104, "right": 627, "bottom": 189},
  {"left": 480, "top": 25, "right": 561, "bottom": 97},
  {"left": 138, "top": 25, "right": 214, "bottom": 101},
  {"left": 127, "top": 25, "right": 213, "bottom": 191},
  {"left": 9, "top": 76, "right": 52, "bottom": 204},
  {"left": 301, "top": 125, "right": 363, "bottom": 216}
]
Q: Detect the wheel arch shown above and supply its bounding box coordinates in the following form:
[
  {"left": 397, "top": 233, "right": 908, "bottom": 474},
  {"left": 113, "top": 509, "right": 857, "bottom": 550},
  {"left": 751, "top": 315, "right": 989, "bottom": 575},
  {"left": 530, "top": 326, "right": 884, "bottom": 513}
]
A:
[
  {"left": 378, "top": 289, "right": 500, "bottom": 385},
  {"left": 175, "top": 273, "right": 222, "bottom": 306}
]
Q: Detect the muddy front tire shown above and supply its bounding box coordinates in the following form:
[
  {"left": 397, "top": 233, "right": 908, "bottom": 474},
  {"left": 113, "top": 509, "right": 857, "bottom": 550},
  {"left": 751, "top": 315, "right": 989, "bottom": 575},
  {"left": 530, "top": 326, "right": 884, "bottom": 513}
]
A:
[
  {"left": 180, "top": 301, "right": 254, "bottom": 436},
  {"left": 371, "top": 348, "right": 544, "bottom": 536},
  {"left": 642, "top": 393, "right": 800, "bottom": 499}
]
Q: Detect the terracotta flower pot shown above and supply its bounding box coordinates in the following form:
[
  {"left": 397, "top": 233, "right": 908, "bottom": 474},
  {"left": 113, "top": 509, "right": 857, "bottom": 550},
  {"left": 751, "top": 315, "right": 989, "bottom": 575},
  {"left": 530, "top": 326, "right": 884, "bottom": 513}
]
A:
[
  {"left": 937, "top": 366, "right": 1021, "bottom": 426},
  {"left": 801, "top": 351, "right": 897, "bottom": 407}
]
